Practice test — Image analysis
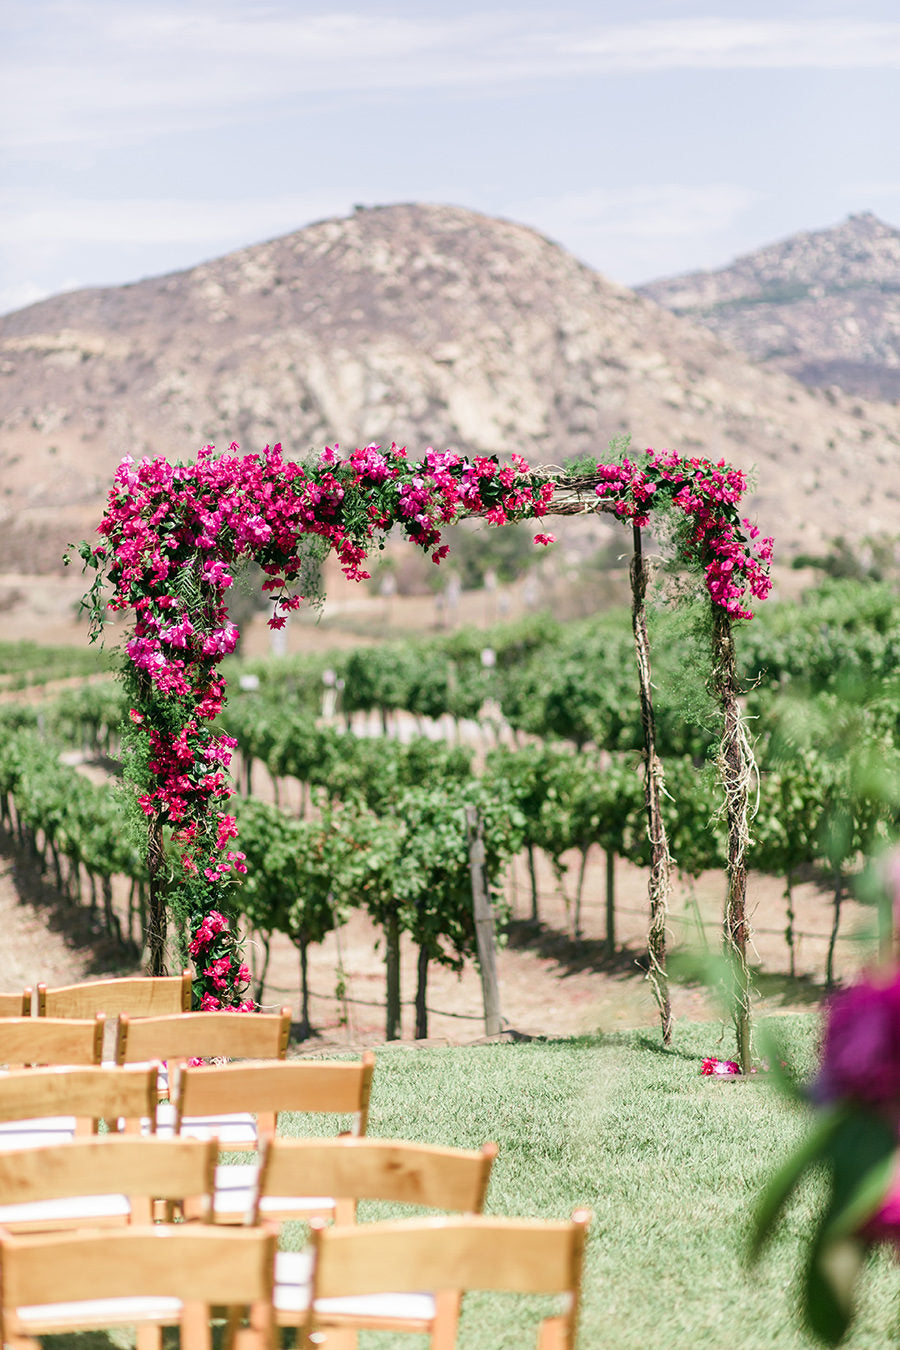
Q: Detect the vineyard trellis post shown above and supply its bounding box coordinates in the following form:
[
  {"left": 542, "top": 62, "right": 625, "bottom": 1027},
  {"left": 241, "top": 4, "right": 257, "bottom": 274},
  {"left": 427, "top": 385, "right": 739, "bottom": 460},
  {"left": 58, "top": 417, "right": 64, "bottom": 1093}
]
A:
[{"left": 466, "top": 805, "right": 503, "bottom": 1037}]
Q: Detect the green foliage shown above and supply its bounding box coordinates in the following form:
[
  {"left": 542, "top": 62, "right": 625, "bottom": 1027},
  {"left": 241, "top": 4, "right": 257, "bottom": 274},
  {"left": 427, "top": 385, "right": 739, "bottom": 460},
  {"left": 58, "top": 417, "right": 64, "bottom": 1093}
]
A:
[
  {"left": 752, "top": 1104, "right": 897, "bottom": 1345},
  {"left": 237, "top": 796, "right": 341, "bottom": 949},
  {"left": 390, "top": 778, "right": 524, "bottom": 971},
  {"left": 0, "top": 640, "right": 115, "bottom": 688}
]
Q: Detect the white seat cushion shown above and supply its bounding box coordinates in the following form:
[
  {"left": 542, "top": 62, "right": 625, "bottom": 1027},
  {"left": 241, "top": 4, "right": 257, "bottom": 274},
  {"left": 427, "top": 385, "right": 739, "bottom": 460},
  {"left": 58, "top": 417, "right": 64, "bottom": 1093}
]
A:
[
  {"left": 155, "top": 1103, "right": 257, "bottom": 1145},
  {"left": 211, "top": 1161, "right": 259, "bottom": 1220},
  {"left": 274, "top": 1249, "right": 436, "bottom": 1324},
  {"left": 211, "top": 1162, "right": 335, "bottom": 1221},
  {"left": 0, "top": 1193, "right": 130, "bottom": 1225},
  {"left": 17, "top": 1294, "right": 183, "bottom": 1330},
  {"left": 0, "top": 1119, "right": 76, "bottom": 1149}
]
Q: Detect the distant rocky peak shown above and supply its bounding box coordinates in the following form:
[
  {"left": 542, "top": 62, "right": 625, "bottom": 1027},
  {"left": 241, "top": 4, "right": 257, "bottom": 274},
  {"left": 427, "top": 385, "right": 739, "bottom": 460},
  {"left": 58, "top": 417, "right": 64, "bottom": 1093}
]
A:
[{"left": 638, "top": 212, "right": 900, "bottom": 401}]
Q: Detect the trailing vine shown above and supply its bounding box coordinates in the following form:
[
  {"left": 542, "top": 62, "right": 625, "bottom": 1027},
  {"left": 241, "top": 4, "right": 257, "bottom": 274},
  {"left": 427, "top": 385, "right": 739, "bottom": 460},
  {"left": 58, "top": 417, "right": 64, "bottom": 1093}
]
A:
[{"left": 592, "top": 446, "right": 772, "bottom": 1065}]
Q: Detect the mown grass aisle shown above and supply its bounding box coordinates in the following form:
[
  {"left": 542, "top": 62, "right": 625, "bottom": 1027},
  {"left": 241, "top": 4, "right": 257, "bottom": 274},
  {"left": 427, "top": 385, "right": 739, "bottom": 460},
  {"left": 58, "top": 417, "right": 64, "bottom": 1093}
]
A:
[{"left": 302, "top": 1017, "right": 899, "bottom": 1349}]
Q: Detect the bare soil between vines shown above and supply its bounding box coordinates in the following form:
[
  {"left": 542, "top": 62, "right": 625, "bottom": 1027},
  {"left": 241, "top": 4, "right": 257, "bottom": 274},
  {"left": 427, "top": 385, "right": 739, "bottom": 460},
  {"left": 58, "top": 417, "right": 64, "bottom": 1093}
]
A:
[{"left": 0, "top": 797, "right": 866, "bottom": 1052}]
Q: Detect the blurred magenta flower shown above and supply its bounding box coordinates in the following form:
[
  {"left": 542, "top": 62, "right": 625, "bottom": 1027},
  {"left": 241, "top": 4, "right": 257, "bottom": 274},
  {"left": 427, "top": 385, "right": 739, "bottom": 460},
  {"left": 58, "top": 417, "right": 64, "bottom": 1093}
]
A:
[{"left": 815, "top": 970, "right": 900, "bottom": 1108}]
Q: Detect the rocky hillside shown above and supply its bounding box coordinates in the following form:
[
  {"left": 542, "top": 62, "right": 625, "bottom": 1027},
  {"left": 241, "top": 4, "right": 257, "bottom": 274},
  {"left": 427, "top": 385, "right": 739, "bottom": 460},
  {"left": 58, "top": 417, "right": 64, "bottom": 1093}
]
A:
[
  {"left": 2, "top": 203, "right": 899, "bottom": 575},
  {"left": 640, "top": 212, "right": 900, "bottom": 401}
]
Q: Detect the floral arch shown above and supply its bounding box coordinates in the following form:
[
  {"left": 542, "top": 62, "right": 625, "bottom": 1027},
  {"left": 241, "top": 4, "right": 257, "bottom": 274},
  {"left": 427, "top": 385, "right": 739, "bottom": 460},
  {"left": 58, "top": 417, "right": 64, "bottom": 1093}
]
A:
[{"left": 77, "top": 440, "right": 772, "bottom": 1068}]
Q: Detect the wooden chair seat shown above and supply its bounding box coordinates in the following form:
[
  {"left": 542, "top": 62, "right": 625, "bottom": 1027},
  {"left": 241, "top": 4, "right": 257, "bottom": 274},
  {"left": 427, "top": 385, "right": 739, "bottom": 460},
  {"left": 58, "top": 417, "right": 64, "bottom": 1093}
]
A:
[
  {"left": 156, "top": 1101, "right": 258, "bottom": 1146},
  {"left": 273, "top": 1248, "right": 437, "bottom": 1327}
]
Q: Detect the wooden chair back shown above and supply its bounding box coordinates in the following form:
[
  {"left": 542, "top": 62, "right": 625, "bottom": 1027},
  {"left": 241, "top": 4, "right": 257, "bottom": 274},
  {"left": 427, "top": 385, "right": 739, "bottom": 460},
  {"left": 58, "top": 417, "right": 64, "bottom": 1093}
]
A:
[
  {"left": 177, "top": 1053, "right": 375, "bottom": 1146},
  {"left": 304, "top": 1209, "right": 591, "bottom": 1349},
  {"left": 38, "top": 971, "right": 192, "bottom": 1019},
  {"left": 0, "top": 1063, "right": 160, "bottom": 1141},
  {"left": 0, "top": 1135, "right": 219, "bottom": 1229},
  {"left": 0, "top": 1224, "right": 277, "bottom": 1350},
  {"left": 255, "top": 1135, "right": 495, "bottom": 1226},
  {"left": 0, "top": 988, "right": 32, "bottom": 1017},
  {"left": 0, "top": 1014, "right": 105, "bottom": 1069},
  {"left": 116, "top": 1007, "right": 292, "bottom": 1069}
]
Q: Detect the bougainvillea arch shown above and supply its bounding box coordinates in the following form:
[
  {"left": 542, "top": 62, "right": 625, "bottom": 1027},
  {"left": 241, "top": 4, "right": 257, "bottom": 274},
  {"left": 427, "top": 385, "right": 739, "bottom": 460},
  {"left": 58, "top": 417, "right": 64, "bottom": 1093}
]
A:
[{"left": 78, "top": 439, "right": 771, "bottom": 1063}]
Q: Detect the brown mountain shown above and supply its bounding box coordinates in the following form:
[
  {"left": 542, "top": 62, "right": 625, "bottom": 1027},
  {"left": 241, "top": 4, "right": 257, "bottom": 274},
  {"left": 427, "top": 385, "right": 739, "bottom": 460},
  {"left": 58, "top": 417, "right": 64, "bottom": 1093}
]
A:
[
  {"left": 639, "top": 212, "right": 900, "bottom": 402},
  {"left": 1, "top": 202, "right": 899, "bottom": 579}
]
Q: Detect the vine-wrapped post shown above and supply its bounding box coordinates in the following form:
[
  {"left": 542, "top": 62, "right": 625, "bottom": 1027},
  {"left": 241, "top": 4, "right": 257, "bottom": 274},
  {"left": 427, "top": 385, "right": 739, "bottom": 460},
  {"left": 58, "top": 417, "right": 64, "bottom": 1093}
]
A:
[
  {"left": 77, "top": 443, "right": 555, "bottom": 1011},
  {"left": 629, "top": 524, "right": 673, "bottom": 1044},
  {"left": 146, "top": 816, "right": 168, "bottom": 976},
  {"left": 711, "top": 606, "right": 754, "bottom": 1075}
]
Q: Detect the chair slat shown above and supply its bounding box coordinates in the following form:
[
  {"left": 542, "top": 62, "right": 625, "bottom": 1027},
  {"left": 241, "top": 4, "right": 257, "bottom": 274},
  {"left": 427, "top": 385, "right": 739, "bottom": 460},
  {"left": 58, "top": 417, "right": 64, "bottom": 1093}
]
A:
[
  {"left": 0, "top": 988, "right": 32, "bottom": 1018},
  {"left": 0, "top": 1135, "right": 218, "bottom": 1231},
  {"left": 117, "top": 1007, "right": 291, "bottom": 1065},
  {"left": 0, "top": 1063, "right": 160, "bottom": 1139},
  {"left": 38, "top": 972, "right": 191, "bottom": 1019},
  {"left": 0, "top": 1014, "right": 105, "bottom": 1068}
]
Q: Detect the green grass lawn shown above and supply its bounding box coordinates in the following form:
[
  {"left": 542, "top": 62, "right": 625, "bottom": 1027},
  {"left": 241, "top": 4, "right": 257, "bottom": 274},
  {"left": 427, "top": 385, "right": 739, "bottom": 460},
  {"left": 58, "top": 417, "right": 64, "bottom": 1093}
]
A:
[
  {"left": 279, "top": 1015, "right": 898, "bottom": 1350},
  {"left": 42, "top": 1014, "right": 899, "bottom": 1350}
]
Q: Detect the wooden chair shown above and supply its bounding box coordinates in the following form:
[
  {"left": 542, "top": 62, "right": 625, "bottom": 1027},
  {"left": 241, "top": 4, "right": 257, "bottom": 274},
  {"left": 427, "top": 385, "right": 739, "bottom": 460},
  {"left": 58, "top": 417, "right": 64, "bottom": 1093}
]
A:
[
  {"left": 301, "top": 1209, "right": 591, "bottom": 1349},
  {"left": 0, "top": 989, "right": 32, "bottom": 1018},
  {"left": 0, "top": 1223, "right": 277, "bottom": 1350},
  {"left": 174, "top": 1055, "right": 375, "bottom": 1222},
  {"left": 116, "top": 1004, "right": 292, "bottom": 1108},
  {"left": 116, "top": 1006, "right": 292, "bottom": 1071},
  {"left": 37, "top": 971, "right": 192, "bottom": 1018},
  {"left": 0, "top": 1134, "right": 218, "bottom": 1230},
  {"left": 0, "top": 1063, "right": 160, "bottom": 1147},
  {"left": 0, "top": 1014, "right": 105, "bottom": 1069},
  {"left": 254, "top": 1136, "right": 497, "bottom": 1341}
]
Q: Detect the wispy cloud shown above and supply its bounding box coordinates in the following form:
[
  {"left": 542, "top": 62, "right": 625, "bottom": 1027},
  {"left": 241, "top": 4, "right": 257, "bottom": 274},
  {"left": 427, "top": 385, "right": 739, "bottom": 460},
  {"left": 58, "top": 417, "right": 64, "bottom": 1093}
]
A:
[
  {"left": 508, "top": 183, "right": 764, "bottom": 281},
  {"left": 0, "top": 192, "right": 353, "bottom": 247},
  {"left": 565, "top": 18, "right": 900, "bottom": 71},
  {"left": 3, "top": 6, "right": 899, "bottom": 151}
]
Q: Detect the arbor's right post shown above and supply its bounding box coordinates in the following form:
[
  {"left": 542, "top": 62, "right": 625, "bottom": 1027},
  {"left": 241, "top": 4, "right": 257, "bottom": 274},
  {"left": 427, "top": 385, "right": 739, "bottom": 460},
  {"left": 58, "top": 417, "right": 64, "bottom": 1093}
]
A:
[
  {"left": 629, "top": 525, "right": 673, "bottom": 1044},
  {"left": 711, "top": 606, "right": 753, "bottom": 1074}
]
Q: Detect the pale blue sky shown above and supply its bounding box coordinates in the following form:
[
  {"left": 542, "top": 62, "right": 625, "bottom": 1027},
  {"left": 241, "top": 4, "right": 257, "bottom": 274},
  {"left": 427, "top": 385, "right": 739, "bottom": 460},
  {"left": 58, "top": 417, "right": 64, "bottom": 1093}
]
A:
[{"left": 2, "top": 0, "right": 899, "bottom": 315}]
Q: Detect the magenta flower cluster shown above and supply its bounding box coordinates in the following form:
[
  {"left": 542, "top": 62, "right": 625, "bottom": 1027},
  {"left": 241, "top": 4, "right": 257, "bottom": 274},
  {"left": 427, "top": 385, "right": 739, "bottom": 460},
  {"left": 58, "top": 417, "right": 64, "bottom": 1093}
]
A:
[
  {"left": 187, "top": 908, "right": 253, "bottom": 1012},
  {"left": 814, "top": 964, "right": 900, "bottom": 1248},
  {"left": 594, "top": 448, "right": 774, "bottom": 619},
  {"left": 89, "top": 440, "right": 554, "bottom": 1007},
  {"left": 815, "top": 971, "right": 900, "bottom": 1110}
]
